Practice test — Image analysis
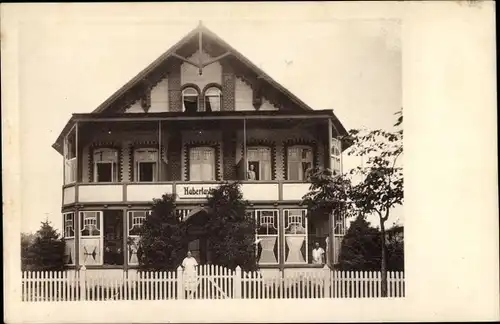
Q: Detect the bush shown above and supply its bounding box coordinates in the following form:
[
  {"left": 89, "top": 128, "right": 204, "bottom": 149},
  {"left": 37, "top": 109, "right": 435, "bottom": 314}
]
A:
[
  {"left": 138, "top": 194, "right": 188, "bottom": 271},
  {"left": 205, "top": 182, "right": 257, "bottom": 272}
]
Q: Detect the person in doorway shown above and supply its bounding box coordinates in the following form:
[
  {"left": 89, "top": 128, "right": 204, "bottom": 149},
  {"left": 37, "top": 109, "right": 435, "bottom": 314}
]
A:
[
  {"left": 247, "top": 164, "right": 256, "bottom": 180},
  {"left": 182, "top": 251, "right": 199, "bottom": 294},
  {"left": 312, "top": 242, "right": 325, "bottom": 265}
]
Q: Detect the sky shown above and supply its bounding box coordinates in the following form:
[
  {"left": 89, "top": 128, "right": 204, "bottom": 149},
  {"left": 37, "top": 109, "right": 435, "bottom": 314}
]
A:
[{"left": 15, "top": 3, "right": 402, "bottom": 233}]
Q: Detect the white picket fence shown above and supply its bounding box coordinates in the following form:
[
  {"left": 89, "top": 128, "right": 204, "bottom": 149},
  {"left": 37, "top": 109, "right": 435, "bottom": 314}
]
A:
[{"left": 21, "top": 265, "right": 405, "bottom": 302}]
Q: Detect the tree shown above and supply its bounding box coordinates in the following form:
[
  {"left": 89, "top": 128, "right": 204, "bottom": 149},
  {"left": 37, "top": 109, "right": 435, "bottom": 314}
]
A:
[
  {"left": 205, "top": 182, "right": 257, "bottom": 271},
  {"left": 338, "top": 213, "right": 382, "bottom": 271},
  {"left": 138, "top": 194, "right": 187, "bottom": 271},
  {"left": 346, "top": 109, "right": 404, "bottom": 296},
  {"left": 21, "top": 232, "right": 36, "bottom": 271},
  {"left": 27, "top": 221, "right": 65, "bottom": 271}
]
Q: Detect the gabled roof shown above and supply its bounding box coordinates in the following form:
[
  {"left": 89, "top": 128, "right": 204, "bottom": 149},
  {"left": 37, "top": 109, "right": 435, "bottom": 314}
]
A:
[{"left": 92, "top": 21, "right": 314, "bottom": 114}]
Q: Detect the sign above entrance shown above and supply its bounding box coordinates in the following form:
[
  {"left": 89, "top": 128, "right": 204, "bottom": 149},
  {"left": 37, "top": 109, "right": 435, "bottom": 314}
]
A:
[{"left": 176, "top": 184, "right": 219, "bottom": 200}]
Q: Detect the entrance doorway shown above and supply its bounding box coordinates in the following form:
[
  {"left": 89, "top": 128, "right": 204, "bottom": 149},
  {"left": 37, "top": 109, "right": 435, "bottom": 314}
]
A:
[{"left": 187, "top": 237, "right": 212, "bottom": 265}]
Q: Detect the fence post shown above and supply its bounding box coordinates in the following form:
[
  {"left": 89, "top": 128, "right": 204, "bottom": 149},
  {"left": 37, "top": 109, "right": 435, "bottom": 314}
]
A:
[
  {"left": 233, "top": 266, "right": 242, "bottom": 299},
  {"left": 176, "top": 266, "right": 184, "bottom": 300},
  {"left": 79, "top": 265, "right": 87, "bottom": 301},
  {"left": 323, "top": 265, "right": 331, "bottom": 298}
]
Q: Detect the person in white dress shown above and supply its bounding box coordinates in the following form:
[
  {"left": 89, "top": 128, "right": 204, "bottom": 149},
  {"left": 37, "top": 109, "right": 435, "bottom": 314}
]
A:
[
  {"left": 312, "top": 242, "right": 325, "bottom": 264},
  {"left": 181, "top": 251, "right": 198, "bottom": 293}
]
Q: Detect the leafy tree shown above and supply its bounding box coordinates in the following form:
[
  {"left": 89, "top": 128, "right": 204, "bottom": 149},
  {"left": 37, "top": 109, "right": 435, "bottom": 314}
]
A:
[
  {"left": 27, "top": 221, "right": 65, "bottom": 271},
  {"left": 21, "top": 232, "right": 36, "bottom": 271},
  {"left": 346, "top": 109, "right": 404, "bottom": 296},
  {"left": 205, "top": 182, "right": 257, "bottom": 271},
  {"left": 338, "top": 213, "right": 382, "bottom": 271},
  {"left": 138, "top": 194, "right": 187, "bottom": 271}
]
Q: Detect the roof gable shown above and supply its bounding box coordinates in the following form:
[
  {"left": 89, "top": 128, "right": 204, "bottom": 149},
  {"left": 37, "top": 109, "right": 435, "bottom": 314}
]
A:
[{"left": 92, "top": 22, "right": 315, "bottom": 114}]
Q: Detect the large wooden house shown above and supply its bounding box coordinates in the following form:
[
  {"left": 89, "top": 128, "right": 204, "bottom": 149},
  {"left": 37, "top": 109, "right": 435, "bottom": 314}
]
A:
[{"left": 53, "top": 22, "right": 349, "bottom": 277}]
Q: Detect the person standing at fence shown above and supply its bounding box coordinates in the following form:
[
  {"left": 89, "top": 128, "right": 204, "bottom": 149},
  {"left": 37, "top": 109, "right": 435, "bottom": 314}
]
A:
[
  {"left": 182, "top": 251, "right": 198, "bottom": 294},
  {"left": 312, "top": 242, "right": 325, "bottom": 264}
]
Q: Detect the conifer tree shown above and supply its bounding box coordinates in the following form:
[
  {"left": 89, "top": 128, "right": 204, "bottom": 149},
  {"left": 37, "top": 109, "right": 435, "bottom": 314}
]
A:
[{"left": 27, "top": 221, "right": 65, "bottom": 271}]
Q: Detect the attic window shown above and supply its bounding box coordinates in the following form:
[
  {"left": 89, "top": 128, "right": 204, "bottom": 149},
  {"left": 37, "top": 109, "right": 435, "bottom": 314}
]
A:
[
  {"left": 182, "top": 87, "right": 199, "bottom": 113},
  {"left": 204, "top": 87, "right": 222, "bottom": 112}
]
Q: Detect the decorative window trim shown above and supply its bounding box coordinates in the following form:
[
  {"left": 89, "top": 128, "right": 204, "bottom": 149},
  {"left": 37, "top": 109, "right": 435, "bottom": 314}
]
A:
[
  {"left": 181, "top": 84, "right": 201, "bottom": 112},
  {"left": 89, "top": 144, "right": 121, "bottom": 183},
  {"left": 283, "top": 139, "right": 319, "bottom": 180},
  {"left": 252, "top": 209, "right": 280, "bottom": 265},
  {"left": 127, "top": 210, "right": 151, "bottom": 236},
  {"left": 240, "top": 139, "right": 277, "bottom": 180},
  {"left": 184, "top": 141, "right": 221, "bottom": 181},
  {"left": 283, "top": 209, "right": 308, "bottom": 264},
  {"left": 79, "top": 211, "right": 103, "bottom": 266}
]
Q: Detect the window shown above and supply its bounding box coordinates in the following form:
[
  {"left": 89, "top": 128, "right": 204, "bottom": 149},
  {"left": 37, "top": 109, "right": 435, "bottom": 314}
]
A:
[
  {"left": 64, "top": 132, "right": 77, "bottom": 184},
  {"left": 79, "top": 211, "right": 103, "bottom": 266},
  {"left": 80, "top": 211, "right": 101, "bottom": 237},
  {"left": 63, "top": 213, "right": 75, "bottom": 238},
  {"left": 63, "top": 212, "right": 75, "bottom": 265},
  {"left": 287, "top": 146, "right": 313, "bottom": 181},
  {"left": 284, "top": 209, "right": 308, "bottom": 264},
  {"left": 254, "top": 210, "right": 279, "bottom": 265},
  {"left": 128, "top": 210, "right": 149, "bottom": 236},
  {"left": 134, "top": 148, "right": 158, "bottom": 182},
  {"left": 247, "top": 147, "right": 272, "bottom": 181},
  {"left": 331, "top": 137, "right": 342, "bottom": 176},
  {"left": 103, "top": 210, "right": 124, "bottom": 265},
  {"left": 189, "top": 146, "right": 215, "bottom": 181},
  {"left": 93, "top": 148, "right": 118, "bottom": 182},
  {"left": 204, "top": 87, "right": 222, "bottom": 112},
  {"left": 127, "top": 210, "right": 150, "bottom": 265},
  {"left": 182, "top": 87, "right": 199, "bottom": 113}
]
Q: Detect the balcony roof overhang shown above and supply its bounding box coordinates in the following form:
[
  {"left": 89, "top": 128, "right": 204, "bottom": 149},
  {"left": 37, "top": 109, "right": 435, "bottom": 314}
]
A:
[{"left": 52, "top": 109, "right": 351, "bottom": 154}]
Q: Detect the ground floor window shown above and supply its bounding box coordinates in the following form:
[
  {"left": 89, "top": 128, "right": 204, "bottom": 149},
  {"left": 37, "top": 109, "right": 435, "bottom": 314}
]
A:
[
  {"left": 127, "top": 210, "right": 150, "bottom": 265},
  {"left": 284, "top": 209, "right": 308, "bottom": 264},
  {"left": 63, "top": 212, "right": 75, "bottom": 265},
  {"left": 253, "top": 209, "right": 279, "bottom": 265}
]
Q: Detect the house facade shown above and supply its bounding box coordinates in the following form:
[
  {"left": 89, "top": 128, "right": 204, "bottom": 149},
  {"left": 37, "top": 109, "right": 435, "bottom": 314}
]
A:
[{"left": 53, "top": 23, "right": 349, "bottom": 277}]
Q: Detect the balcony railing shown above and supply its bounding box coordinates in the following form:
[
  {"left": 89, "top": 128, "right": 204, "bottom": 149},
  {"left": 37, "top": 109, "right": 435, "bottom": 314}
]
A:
[{"left": 62, "top": 181, "right": 312, "bottom": 206}]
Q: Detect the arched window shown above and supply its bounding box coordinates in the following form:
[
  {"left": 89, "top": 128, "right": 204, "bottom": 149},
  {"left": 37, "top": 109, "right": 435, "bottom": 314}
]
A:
[
  {"left": 134, "top": 148, "right": 158, "bottom": 182},
  {"left": 93, "top": 148, "right": 118, "bottom": 182},
  {"left": 182, "top": 87, "right": 199, "bottom": 113},
  {"left": 189, "top": 146, "right": 215, "bottom": 181},
  {"left": 287, "top": 145, "right": 313, "bottom": 181},
  {"left": 204, "top": 87, "right": 222, "bottom": 112}
]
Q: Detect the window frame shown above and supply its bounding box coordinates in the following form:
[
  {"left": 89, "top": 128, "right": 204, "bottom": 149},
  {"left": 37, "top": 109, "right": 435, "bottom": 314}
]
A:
[
  {"left": 63, "top": 212, "right": 75, "bottom": 238},
  {"left": 182, "top": 86, "right": 200, "bottom": 112},
  {"left": 287, "top": 145, "right": 314, "bottom": 181},
  {"left": 203, "top": 86, "right": 222, "bottom": 112},
  {"left": 283, "top": 209, "right": 309, "bottom": 265},
  {"left": 253, "top": 209, "right": 280, "bottom": 265},
  {"left": 93, "top": 148, "right": 119, "bottom": 183},
  {"left": 79, "top": 211, "right": 104, "bottom": 266},
  {"left": 133, "top": 148, "right": 159, "bottom": 182},
  {"left": 246, "top": 146, "right": 272, "bottom": 181},
  {"left": 127, "top": 210, "right": 151, "bottom": 266},
  {"left": 189, "top": 146, "right": 216, "bottom": 181}
]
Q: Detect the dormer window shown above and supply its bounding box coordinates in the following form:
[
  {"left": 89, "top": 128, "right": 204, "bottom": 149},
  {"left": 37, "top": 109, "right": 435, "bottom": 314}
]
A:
[
  {"left": 93, "top": 148, "right": 118, "bottom": 182},
  {"left": 182, "top": 87, "right": 199, "bottom": 113},
  {"left": 204, "top": 87, "right": 222, "bottom": 112}
]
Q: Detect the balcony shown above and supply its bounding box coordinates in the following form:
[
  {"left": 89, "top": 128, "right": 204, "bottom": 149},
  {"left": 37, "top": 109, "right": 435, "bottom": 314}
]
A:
[{"left": 62, "top": 181, "right": 312, "bottom": 206}]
